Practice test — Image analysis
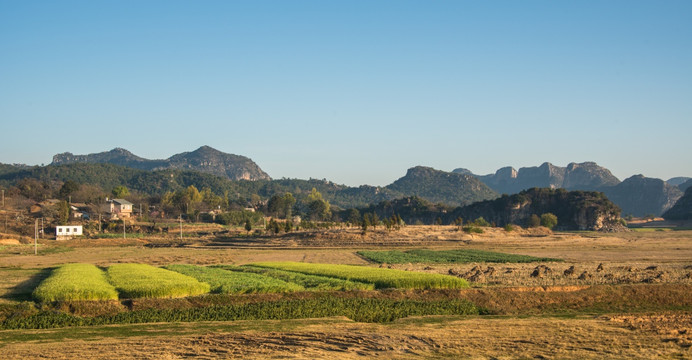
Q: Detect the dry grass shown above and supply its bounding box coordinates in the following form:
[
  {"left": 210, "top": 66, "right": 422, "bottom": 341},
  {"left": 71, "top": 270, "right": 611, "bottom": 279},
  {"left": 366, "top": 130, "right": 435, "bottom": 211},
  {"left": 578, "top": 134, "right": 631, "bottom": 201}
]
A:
[{"left": 1, "top": 314, "right": 690, "bottom": 359}]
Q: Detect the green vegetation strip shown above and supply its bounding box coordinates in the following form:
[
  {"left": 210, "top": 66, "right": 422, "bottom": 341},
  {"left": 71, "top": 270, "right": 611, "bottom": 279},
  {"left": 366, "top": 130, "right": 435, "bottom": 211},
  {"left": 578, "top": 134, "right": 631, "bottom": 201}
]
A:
[
  {"left": 32, "top": 264, "right": 118, "bottom": 302},
  {"left": 164, "top": 265, "right": 303, "bottom": 294},
  {"left": 250, "top": 262, "right": 469, "bottom": 289},
  {"left": 107, "top": 264, "right": 210, "bottom": 299},
  {"left": 217, "top": 265, "right": 375, "bottom": 291},
  {"left": 357, "top": 249, "right": 562, "bottom": 264},
  {"left": 0, "top": 297, "right": 479, "bottom": 330}
]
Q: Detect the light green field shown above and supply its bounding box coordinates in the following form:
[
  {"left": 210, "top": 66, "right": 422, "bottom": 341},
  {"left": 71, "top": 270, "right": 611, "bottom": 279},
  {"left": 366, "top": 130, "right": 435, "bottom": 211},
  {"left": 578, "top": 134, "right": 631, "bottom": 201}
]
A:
[
  {"left": 106, "top": 263, "right": 210, "bottom": 299},
  {"left": 32, "top": 263, "right": 118, "bottom": 302},
  {"left": 164, "top": 264, "right": 303, "bottom": 294},
  {"left": 251, "top": 262, "right": 469, "bottom": 289},
  {"left": 218, "top": 265, "right": 375, "bottom": 291}
]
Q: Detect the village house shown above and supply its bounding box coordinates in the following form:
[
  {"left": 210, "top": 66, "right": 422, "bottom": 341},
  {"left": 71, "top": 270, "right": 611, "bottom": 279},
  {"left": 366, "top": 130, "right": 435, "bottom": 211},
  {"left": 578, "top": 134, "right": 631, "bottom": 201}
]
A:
[
  {"left": 70, "top": 203, "right": 91, "bottom": 220},
  {"left": 104, "top": 198, "right": 133, "bottom": 220}
]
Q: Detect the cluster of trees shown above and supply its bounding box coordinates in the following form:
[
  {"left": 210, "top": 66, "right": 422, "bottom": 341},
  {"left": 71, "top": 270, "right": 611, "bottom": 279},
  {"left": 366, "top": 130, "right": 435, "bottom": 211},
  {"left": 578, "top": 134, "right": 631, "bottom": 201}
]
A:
[{"left": 527, "top": 213, "right": 559, "bottom": 229}]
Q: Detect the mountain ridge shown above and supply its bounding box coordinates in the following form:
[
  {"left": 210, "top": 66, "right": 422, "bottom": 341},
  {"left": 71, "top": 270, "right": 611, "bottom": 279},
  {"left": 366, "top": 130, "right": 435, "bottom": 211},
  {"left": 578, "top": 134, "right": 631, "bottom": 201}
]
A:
[{"left": 51, "top": 146, "right": 270, "bottom": 181}]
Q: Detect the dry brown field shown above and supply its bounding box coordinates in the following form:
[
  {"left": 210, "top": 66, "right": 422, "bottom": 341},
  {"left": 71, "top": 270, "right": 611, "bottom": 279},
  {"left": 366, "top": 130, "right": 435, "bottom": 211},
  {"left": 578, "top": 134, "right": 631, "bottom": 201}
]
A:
[{"left": 1, "top": 226, "right": 691, "bottom": 358}]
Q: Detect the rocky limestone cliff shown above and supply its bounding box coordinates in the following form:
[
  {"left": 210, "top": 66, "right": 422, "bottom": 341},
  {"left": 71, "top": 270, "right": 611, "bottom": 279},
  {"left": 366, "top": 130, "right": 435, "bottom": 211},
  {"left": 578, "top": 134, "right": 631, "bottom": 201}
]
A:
[
  {"left": 450, "top": 188, "right": 622, "bottom": 231},
  {"left": 456, "top": 161, "right": 620, "bottom": 195},
  {"left": 562, "top": 162, "right": 620, "bottom": 189}
]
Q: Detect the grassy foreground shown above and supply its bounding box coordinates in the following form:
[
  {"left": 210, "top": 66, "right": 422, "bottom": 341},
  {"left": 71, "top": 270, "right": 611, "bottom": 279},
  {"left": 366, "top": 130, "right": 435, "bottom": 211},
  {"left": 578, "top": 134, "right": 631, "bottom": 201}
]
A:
[
  {"left": 32, "top": 264, "right": 118, "bottom": 302},
  {"left": 251, "top": 262, "right": 469, "bottom": 289}
]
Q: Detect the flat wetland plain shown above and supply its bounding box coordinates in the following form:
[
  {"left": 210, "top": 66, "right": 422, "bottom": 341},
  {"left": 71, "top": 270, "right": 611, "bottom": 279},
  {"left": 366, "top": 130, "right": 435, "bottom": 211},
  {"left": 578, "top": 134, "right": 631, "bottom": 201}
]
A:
[{"left": 1, "top": 226, "right": 691, "bottom": 359}]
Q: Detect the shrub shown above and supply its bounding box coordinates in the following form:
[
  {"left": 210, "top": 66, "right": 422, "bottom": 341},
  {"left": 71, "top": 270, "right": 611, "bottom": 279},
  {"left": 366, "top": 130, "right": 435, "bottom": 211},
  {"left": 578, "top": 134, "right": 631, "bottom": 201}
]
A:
[
  {"left": 472, "top": 217, "right": 490, "bottom": 227},
  {"left": 462, "top": 226, "right": 483, "bottom": 234},
  {"left": 540, "top": 213, "right": 558, "bottom": 229},
  {"left": 528, "top": 214, "right": 541, "bottom": 228}
]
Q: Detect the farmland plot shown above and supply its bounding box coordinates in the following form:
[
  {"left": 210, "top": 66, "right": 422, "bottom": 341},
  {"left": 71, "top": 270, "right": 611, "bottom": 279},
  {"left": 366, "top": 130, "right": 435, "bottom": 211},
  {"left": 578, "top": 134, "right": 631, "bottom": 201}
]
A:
[
  {"left": 217, "top": 265, "right": 375, "bottom": 291},
  {"left": 251, "top": 262, "right": 469, "bottom": 289},
  {"left": 107, "top": 264, "right": 210, "bottom": 299},
  {"left": 165, "top": 265, "right": 303, "bottom": 294},
  {"left": 357, "top": 249, "right": 562, "bottom": 264},
  {"left": 32, "top": 263, "right": 118, "bottom": 302}
]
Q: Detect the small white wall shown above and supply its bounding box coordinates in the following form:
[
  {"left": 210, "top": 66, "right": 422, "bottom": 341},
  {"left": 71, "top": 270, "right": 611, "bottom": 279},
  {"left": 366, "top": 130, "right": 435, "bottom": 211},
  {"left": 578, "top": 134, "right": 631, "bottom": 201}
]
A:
[{"left": 56, "top": 225, "right": 83, "bottom": 236}]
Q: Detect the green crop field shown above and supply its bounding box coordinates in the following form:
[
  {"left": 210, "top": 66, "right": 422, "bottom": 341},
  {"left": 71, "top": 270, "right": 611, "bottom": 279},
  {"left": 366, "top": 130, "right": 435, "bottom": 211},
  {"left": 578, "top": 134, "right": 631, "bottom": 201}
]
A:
[
  {"left": 217, "top": 265, "right": 375, "bottom": 291},
  {"left": 250, "top": 262, "right": 468, "bottom": 290},
  {"left": 106, "top": 264, "right": 210, "bottom": 299},
  {"left": 164, "top": 265, "right": 303, "bottom": 294},
  {"left": 32, "top": 263, "right": 119, "bottom": 302},
  {"left": 357, "top": 249, "right": 562, "bottom": 264}
]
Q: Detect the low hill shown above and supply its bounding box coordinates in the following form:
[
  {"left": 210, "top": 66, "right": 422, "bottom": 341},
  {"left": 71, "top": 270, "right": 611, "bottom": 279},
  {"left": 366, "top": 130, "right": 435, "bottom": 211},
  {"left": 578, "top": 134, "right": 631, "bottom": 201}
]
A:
[
  {"left": 51, "top": 146, "right": 270, "bottom": 181},
  {"left": 353, "top": 188, "right": 622, "bottom": 231},
  {"left": 450, "top": 188, "right": 622, "bottom": 231},
  {"left": 386, "top": 166, "right": 498, "bottom": 206},
  {"left": 662, "top": 187, "right": 692, "bottom": 221}
]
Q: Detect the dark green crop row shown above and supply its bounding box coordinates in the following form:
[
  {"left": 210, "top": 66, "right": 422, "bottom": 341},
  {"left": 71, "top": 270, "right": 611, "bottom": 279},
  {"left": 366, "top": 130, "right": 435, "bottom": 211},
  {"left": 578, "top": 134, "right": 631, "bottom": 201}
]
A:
[
  {"left": 357, "top": 249, "right": 562, "bottom": 264},
  {"left": 1, "top": 297, "right": 479, "bottom": 330}
]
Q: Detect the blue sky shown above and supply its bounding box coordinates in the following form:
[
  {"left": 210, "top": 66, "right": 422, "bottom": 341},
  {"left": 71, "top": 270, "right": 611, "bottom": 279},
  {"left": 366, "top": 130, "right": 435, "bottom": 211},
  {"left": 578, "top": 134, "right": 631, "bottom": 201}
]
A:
[{"left": 1, "top": 1, "right": 690, "bottom": 186}]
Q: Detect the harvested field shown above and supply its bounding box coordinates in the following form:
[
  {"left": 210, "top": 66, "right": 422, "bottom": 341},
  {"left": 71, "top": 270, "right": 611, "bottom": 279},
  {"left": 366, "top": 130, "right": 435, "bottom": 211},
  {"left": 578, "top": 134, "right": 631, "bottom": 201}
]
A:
[{"left": 1, "top": 315, "right": 690, "bottom": 359}]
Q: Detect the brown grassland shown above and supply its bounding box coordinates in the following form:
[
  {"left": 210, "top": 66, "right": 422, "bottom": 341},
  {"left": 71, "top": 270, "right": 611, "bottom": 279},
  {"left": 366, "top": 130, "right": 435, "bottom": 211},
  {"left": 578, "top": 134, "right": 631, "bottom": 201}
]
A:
[{"left": 0, "top": 225, "right": 691, "bottom": 359}]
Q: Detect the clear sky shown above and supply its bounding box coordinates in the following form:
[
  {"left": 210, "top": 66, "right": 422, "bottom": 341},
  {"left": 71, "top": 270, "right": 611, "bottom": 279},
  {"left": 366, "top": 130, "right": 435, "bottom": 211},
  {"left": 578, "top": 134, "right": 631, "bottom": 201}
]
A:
[{"left": 1, "top": 1, "right": 690, "bottom": 186}]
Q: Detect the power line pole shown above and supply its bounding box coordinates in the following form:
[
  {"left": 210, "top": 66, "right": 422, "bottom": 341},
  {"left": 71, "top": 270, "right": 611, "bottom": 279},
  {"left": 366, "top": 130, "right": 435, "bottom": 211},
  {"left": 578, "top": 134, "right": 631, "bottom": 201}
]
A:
[
  {"left": 34, "top": 219, "right": 38, "bottom": 255},
  {"left": 123, "top": 219, "right": 126, "bottom": 239},
  {"left": 1, "top": 189, "right": 4, "bottom": 208},
  {"left": 179, "top": 214, "right": 183, "bottom": 240}
]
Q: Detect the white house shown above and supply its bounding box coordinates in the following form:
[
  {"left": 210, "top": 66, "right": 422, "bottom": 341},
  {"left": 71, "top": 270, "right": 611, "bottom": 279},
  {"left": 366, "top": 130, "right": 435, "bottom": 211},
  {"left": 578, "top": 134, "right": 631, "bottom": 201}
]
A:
[{"left": 56, "top": 225, "right": 83, "bottom": 240}]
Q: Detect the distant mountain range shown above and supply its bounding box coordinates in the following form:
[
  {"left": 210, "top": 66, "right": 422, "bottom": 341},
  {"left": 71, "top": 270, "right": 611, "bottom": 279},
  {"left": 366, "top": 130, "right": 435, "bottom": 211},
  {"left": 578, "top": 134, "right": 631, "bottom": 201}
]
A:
[
  {"left": 454, "top": 162, "right": 620, "bottom": 193},
  {"left": 454, "top": 162, "right": 684, "bottom": 217},
  {"left": 1, "top": 147, "right": 689, "bottom": 217},
  {"left": 51, "top": 146, "right": 270, "bottom": 181}
]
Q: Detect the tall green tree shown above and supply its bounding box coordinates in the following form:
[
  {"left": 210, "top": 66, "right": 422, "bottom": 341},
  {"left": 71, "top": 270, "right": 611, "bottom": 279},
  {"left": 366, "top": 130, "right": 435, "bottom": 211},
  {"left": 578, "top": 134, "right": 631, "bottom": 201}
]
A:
[
  {"left": 306, "top": 188, "right": 331, "bottom": 221},
  {"left": 56, "top": 200, "right": 70, "bottom": 225},
  {"left": 58, "top": 180, "right": 80, "bottom": 200},
  {"left": 111, "top": 185, "right": 130, "bottom": 198},
  {"left": 540, "top": 213, "right": 558, "bottom": 229},
  {"left": 528, "top": 214, "right": 541, "bottom": 228}
]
